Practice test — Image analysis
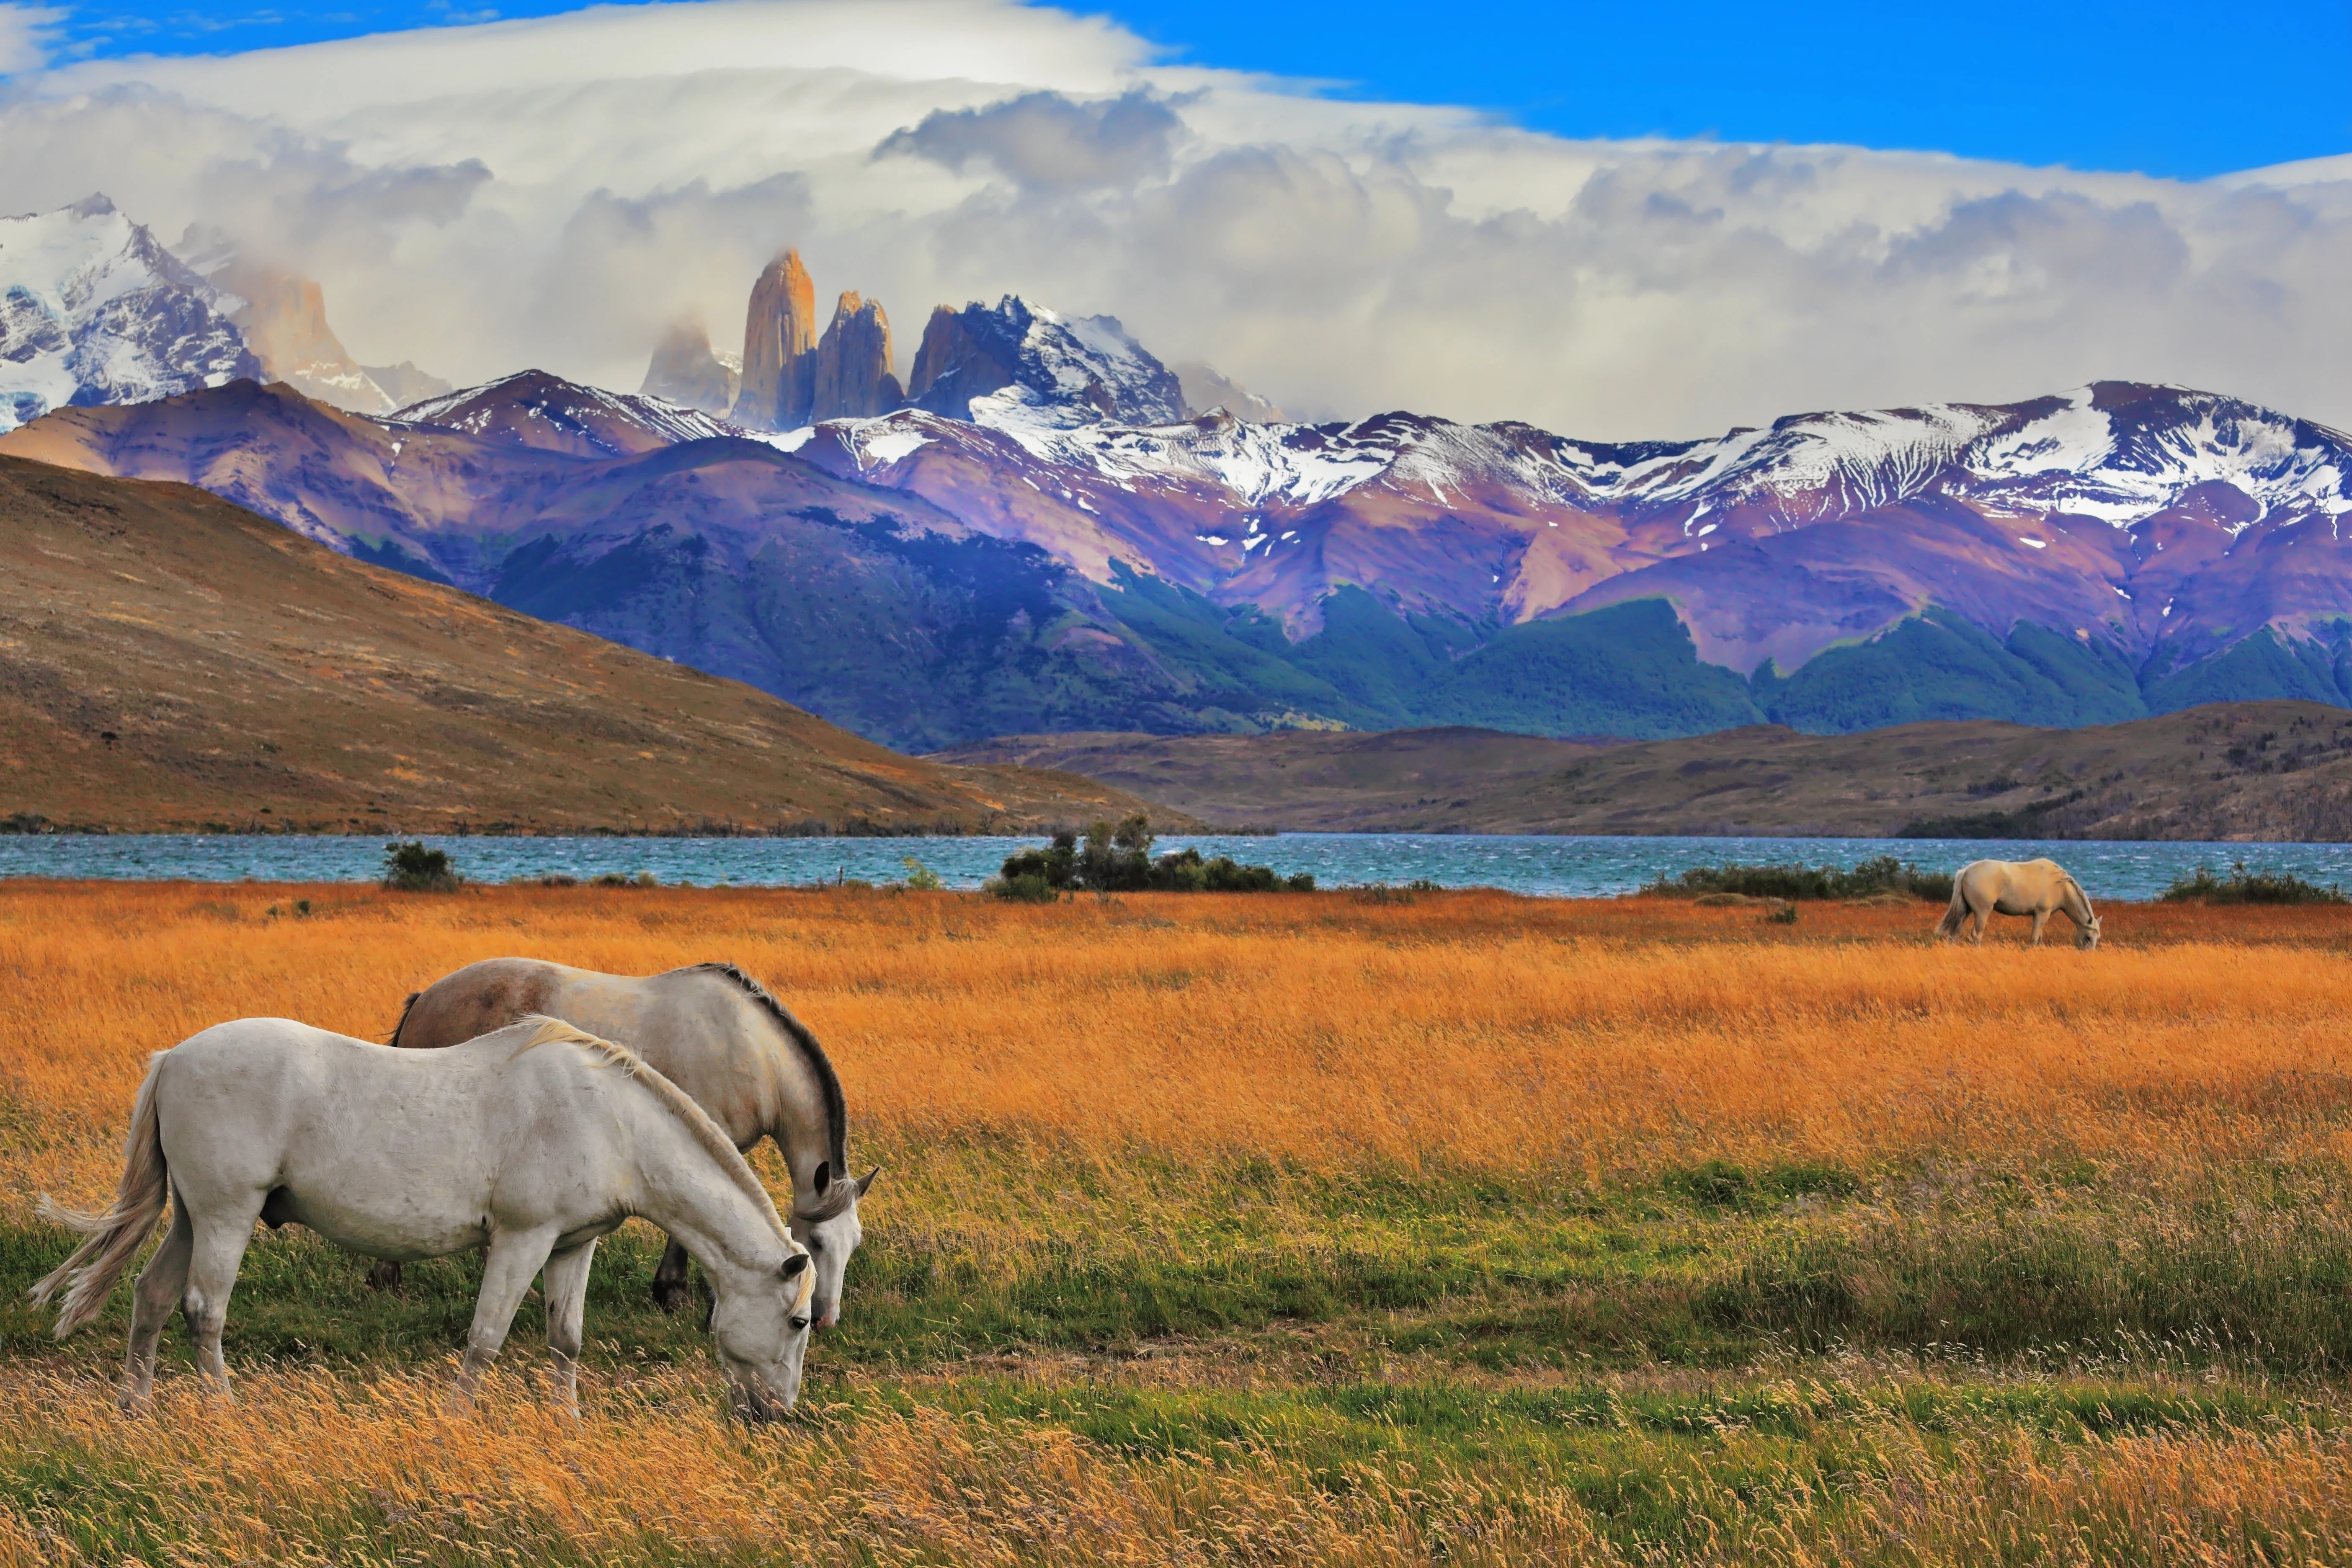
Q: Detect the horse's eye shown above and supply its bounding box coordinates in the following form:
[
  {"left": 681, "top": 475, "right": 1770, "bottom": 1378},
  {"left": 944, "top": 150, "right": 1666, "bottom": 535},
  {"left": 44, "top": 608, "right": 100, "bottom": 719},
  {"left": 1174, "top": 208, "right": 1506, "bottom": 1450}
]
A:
[{"left": 789, "top": 1316, "right": 810, "bottom": 1331}]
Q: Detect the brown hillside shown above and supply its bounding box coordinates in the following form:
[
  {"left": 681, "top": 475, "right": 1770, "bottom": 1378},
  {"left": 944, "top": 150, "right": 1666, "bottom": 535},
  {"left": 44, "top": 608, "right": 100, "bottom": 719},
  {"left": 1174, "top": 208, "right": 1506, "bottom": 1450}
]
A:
[
  {"left": 941, "top": 706, "right": 2352, "bottom": 840},
  {"left": 0, "top": 456, "right": 1177, "bottom": 835}
]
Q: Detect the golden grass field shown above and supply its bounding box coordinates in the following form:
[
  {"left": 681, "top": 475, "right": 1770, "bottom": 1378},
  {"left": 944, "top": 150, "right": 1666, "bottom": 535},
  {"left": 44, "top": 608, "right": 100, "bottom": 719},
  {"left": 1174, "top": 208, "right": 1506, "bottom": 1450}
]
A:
[{"left": 4, "top": 880, "right": 2352, "bottom": 1563}]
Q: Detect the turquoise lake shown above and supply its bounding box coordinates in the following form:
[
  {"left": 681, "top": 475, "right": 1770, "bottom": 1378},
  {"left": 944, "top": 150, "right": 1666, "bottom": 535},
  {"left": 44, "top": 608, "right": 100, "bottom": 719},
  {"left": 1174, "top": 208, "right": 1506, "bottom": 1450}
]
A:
[{"left": 3, "top": 833, "right": 2347, "bottom": 901}]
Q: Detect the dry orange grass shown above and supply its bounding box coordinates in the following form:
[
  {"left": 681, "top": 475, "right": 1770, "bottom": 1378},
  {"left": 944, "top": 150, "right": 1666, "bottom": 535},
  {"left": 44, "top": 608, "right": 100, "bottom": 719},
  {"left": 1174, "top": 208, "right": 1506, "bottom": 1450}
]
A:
[
  {"left": 4, "top": 880, "right": 2351, "bottom": 1215},
  {"left": 3, "top": 1366, "right": 2352, "bottom": 1566},
  {"left": 7, "top": 882, "right": 2352, "bottom": 1565}
]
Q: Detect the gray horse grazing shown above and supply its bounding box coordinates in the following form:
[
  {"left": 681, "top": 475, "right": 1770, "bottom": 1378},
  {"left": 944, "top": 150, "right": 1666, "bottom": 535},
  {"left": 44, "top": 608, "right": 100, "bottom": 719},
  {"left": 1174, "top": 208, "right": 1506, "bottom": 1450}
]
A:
[
  {"left": 1936, "top": 858, "right": 2104, "bottom": 949},
  {"left": 32, "top": 1017, "right": 815, "bottom": 1417},
  {"left": 386, "top": 959, "right": 874, "bottom": 1325}
]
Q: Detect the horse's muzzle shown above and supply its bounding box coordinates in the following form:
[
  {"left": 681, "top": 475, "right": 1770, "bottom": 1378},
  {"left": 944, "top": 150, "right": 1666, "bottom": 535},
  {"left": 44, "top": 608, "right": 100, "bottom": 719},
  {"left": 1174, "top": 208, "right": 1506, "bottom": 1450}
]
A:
[{"left": 727, "top": 1372, "right": 795, "bottom": 1423}]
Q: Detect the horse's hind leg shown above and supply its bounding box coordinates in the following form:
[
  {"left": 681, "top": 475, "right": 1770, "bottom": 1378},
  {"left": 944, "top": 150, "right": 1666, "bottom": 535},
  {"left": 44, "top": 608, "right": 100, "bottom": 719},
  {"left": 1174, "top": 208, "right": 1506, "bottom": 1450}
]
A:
[
  {"left": 124, "top": 1195, "right": 193, "bottom": 1411},
  {"left": 541, "top": 1238, "right": 598, "bottom": 1416},
  {"left": 451, "top": 1227, "right": 558, "bottom": 1411},
  {"left": 1969, "top": 906, "right": 1988, "bottom": 946},
  {"left": 651, "top": 1237, "right": 692, "bottom": 1314},
  {"left": 182, "top": 1200, "right": 263, "bottom": 1395}
]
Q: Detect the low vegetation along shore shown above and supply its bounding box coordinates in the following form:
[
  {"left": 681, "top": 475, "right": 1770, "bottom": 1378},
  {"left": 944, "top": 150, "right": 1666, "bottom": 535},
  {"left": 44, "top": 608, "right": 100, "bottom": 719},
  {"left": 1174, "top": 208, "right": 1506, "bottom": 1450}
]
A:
[{"left": 5, "top": 882, "right": 2352, "bottom": 1561}]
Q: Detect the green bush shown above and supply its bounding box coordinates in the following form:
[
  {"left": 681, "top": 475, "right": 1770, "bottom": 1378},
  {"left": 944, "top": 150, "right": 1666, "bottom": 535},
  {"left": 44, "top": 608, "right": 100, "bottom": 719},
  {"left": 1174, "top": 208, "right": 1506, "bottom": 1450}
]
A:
[
  {"left": 986, "top": 817, "right": 1308, "bottom": 899},
  {"left": 380, "top": 841, "right": 459, "bottom": 892},
  {"left": 987, "top": 871, "right": 1060, "bottom": 903},
  {"left": 2160, "top": 861, "right": 2349, "bottom": 905},
  {"left": 1645, "top": 854, "right": 1952, "bottom": 903}
]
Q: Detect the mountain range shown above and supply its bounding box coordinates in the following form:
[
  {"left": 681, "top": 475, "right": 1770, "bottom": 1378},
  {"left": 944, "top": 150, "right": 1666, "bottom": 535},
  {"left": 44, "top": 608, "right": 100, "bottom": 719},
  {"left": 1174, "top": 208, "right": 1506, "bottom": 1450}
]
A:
[
  {"left": 5, "top": 194, "right": 2351, "bottom": 754},
  {"left": 0, "top": 453, "right": 1165, "bottom": 835}
]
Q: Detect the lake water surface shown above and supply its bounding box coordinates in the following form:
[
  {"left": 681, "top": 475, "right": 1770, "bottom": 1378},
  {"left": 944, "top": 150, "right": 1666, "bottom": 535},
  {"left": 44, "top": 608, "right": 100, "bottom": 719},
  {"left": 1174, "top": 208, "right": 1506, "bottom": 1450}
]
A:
[{"left": 3, "top": 833, "right": 2348, "bottom": 902}]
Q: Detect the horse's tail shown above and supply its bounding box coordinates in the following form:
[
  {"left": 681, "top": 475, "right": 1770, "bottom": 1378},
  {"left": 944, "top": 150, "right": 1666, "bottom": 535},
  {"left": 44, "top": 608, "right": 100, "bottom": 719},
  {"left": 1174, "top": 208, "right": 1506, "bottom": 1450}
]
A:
[
  {"left": 1934, "top": 876, "right": 1969, "bottom": 939},
  {"left": 29, "top": 1054, "right": 170, "bottom": 1338}
]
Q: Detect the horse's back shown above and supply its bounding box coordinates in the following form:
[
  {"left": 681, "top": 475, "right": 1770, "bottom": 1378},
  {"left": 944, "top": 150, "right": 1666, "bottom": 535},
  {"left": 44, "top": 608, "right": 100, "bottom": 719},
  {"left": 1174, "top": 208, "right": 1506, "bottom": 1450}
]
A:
[
  {"left": 158, "top": 1017, "right": 624, "bottom": 1259},
  {"left": 400, "top": 959, "right": 782, "bottom": 1147},
  {"left": 395, "top": 957, "right": 585, "bottom": 1050}
]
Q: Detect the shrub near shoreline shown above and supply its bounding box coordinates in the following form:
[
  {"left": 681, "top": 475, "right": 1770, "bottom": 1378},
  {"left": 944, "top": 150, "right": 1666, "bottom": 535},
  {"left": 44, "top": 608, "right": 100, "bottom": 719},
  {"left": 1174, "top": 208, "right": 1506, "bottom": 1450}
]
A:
[
  {"left": 989, "top": 814, "right": 1314, "bottom": 901},
  {"left": 1643, "top": 854, "right": 1954, "bottom": 903}
]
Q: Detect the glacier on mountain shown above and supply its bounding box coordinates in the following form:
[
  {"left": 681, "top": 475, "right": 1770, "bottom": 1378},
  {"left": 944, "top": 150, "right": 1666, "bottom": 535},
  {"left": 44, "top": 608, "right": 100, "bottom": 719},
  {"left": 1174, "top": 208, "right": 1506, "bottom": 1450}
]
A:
[{"left": 0, "top": 196, "right": 258, "bottom": 433}]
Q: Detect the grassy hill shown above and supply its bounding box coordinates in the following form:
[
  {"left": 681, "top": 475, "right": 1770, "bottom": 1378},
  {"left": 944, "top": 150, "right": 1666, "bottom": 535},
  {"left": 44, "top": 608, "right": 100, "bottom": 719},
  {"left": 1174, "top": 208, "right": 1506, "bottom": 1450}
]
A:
[
  {"left": 0, "top": 456, "right": 1175, "bottom": 835},
  {"left": 941, "top": 702, "right": 2352, "bottom": 839}
]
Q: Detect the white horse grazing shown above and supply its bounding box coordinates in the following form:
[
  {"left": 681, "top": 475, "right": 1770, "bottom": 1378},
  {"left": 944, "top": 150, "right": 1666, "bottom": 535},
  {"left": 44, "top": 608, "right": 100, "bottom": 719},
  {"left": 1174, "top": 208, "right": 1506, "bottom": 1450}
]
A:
[
  {"left": 388, "top": 959, "right": 874, "bottom": 1326},
  {"left": 1936, "top": 859, "right": 2104, "bottom": 949},
  {"left": 31, "top": 1017, "right": 815, "bottom": 1418}
]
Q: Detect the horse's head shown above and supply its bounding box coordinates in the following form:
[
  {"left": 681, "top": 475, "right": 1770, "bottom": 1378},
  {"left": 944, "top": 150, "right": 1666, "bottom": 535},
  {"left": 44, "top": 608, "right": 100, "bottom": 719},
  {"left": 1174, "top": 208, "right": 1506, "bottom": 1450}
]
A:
[
  {"left": 2076, "top": 914, "right": 2103, "bottom": 951},
  {"left": 792, "top": 1161, "right": 879, "bottom": 1331},
  {"left": 711, "top": 1247, "right": 814, "bottom": 1421}
]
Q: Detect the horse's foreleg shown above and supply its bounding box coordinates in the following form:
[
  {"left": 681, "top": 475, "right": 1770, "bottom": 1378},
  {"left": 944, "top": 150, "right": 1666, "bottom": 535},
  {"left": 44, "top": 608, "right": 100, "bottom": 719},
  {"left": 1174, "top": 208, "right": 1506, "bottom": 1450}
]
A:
[
  {"left": 451, "top": 1228, "right": 558, "bottom": 1411},
  {"left": 651, "top": 1237, "right": 693, "bottom": 1314},
  {"left": 124, "top": 1198, "right": 193, "bottom": 1411},
  {"left": 2030, "top": 910, "right": 2050, "bottom": 946},
  {"left": 182, "top": 1201, "right": 261, "bottom": 1396},
  {"left": 541, "top": 1239, "right": 598, "bottom": 1417}
]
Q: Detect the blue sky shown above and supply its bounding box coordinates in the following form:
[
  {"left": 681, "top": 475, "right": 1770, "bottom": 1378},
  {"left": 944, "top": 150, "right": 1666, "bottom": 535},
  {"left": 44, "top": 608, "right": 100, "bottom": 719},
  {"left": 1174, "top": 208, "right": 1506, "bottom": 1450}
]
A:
[{"left": 42, "top": 0, "right": 2352, "bottom": 180}]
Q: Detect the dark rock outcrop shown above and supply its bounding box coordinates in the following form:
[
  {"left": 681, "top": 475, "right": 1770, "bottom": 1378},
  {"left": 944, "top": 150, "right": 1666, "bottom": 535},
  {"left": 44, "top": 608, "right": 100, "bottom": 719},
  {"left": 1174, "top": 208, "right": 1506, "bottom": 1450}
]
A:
[{"left": 905, "top": 296, "right": 1186, "bottom": 427}]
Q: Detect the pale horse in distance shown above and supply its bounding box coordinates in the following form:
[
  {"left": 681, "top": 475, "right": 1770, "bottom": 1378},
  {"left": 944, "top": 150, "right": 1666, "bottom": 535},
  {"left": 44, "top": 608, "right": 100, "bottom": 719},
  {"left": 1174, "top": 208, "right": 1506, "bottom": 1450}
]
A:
[
  {"left": 389, "top": 959, "right": 875, "bottom": 1326},
  {"left": 1937, "top": 859, "right": 2104, "bottom": 949},
  {"left": 31, "top": 1016, "right": 816, "bottom": 1418}
]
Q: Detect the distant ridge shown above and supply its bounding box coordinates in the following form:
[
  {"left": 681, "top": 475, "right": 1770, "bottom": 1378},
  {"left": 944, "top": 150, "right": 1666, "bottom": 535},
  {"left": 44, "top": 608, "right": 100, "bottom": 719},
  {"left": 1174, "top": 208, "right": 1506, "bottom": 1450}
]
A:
[{"left": 941, "top": 705, "right": 2352, "bottom": 841}]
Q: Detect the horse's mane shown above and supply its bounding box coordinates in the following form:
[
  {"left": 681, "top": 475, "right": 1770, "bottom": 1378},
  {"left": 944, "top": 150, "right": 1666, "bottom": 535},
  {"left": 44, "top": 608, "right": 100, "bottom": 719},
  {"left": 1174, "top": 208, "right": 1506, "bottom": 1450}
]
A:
[
  {"left": 510, "top": 1017, "right": 793, "bottom": 1252},
  {"left": 385, "top": 989, "right": 421, "bottom": 1047},
  {"left": 683, "top": 963, "right": 849, "bottom": 1179}
]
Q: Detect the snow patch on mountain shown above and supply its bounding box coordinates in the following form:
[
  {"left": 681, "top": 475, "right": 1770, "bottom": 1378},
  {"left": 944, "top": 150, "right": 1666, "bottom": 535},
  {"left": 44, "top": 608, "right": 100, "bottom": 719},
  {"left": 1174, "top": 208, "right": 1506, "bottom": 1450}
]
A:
[
  {"left": 1963, "top": 387, "right": 2352, "bottom": 527},
  {"left": 391, "top": 371, "right": 739, "bottom": 452},
  {"left": 0, "top": 195, "right": 258, "bottom": 433}
]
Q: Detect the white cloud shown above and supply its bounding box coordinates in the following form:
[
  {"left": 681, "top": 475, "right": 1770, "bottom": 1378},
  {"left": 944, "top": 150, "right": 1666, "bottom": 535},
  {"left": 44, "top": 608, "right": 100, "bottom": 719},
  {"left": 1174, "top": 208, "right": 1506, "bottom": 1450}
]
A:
[
  {"left": 0, "top": 3, "right": 59, "bottom": 74},
  {"left": 4, "top": 0, "right": 2347, "bottom": 438}
]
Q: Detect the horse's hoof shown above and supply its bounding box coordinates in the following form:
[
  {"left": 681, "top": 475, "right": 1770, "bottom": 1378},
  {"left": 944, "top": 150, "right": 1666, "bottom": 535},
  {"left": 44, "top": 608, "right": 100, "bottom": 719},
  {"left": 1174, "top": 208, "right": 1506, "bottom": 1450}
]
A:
[
  {"left": 365, "top": 1259, "right": 405, "bottom": 1294},
  {"left": 651, "top": 1279, "right": 687, "bottom": 1315}
]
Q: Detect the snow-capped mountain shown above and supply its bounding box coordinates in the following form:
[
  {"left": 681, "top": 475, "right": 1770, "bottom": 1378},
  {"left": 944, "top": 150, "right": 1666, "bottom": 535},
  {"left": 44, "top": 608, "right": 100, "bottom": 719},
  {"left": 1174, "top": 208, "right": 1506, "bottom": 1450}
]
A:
[
  {"left": 11, "top": 295, "right": 2352, "bottom": 746},
  {"left": 0, "top": 196, "right": 258, "bottom": 433},
  {"left": 388, "top": 369, "right": 743, "bottom": 458},
  {"left": 904, "top": 296, "right": 1188, "bottom": 431}
]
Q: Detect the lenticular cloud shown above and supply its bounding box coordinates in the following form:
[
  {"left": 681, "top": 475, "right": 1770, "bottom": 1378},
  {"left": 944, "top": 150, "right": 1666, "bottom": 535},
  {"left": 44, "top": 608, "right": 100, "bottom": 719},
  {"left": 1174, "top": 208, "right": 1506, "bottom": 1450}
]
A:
[{"left": 1, "top": 0, "right": 2345, "bottom": 441}]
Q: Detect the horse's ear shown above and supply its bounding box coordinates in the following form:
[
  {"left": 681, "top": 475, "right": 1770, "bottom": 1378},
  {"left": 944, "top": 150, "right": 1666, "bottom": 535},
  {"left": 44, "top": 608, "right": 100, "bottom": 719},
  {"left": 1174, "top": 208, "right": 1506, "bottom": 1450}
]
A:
[
  {"left": 855, "top": 1166, "right": 881, "bottom": 1197},
  {"left": 780, "top": 1253, "right": 810, "bottom": 1280},
  {"left": 811, "top": 1160, "right": 831, "bottom": 1193}
]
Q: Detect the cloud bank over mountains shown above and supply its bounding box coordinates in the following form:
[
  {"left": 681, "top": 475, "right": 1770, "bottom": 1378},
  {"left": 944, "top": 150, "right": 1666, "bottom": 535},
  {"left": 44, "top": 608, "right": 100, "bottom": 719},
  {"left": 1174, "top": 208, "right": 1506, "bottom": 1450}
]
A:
[{"left": 1, "top": 0, "right": 2345, "bottom": 440}]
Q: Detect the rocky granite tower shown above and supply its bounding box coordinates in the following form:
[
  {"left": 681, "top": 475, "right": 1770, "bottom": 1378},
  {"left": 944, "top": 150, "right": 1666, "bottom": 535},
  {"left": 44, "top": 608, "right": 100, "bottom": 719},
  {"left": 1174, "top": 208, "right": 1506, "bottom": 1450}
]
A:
[
  {"left": 811, "top": 292, "right": 901, "bottom": 420},
  {"left": 734, "top": 248, "right": 817, "bottom": 430},
  {"left": 639, "top": 314, "right": 740, "bottom": 413}
]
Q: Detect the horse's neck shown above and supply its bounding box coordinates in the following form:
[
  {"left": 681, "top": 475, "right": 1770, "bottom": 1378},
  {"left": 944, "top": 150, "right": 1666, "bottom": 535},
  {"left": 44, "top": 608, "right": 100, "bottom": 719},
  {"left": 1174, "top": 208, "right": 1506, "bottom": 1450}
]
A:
[
  {"left": 2062, "top": 880, "right": 2093, "bottom": 921},
  {"left": 756, "top": 1029, "right": 835, "bottom": 1201},
  {"left": 619, "top": 1086, "right": 784, "bottom": 1279}
]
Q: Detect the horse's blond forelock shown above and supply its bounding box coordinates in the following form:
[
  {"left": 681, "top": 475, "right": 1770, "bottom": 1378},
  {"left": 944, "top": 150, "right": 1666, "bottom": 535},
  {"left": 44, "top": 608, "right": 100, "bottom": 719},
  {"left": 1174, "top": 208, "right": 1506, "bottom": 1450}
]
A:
[{"left": 509, "top": 1016, "right": 792, "bottom": 1248}]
